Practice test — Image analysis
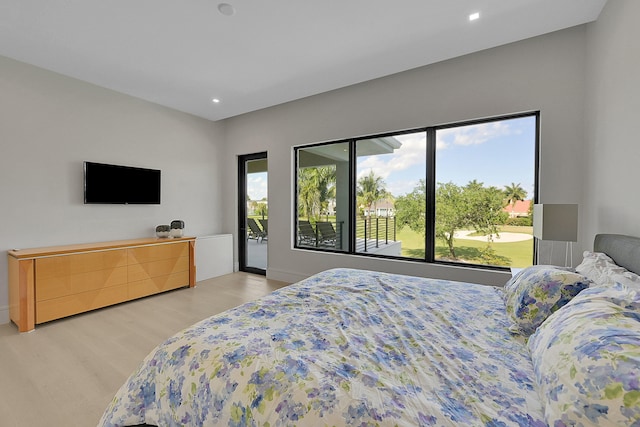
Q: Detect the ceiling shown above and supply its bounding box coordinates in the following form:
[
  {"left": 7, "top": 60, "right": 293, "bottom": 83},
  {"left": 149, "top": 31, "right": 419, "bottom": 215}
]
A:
[{"left": 0, "top": 1, "right": 607, "bottom": 121}]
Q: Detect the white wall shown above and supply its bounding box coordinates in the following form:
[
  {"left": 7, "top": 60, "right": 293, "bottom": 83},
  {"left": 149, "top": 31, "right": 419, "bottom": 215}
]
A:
[
  {"left": 583, "top": 0, "right": 640, "bottom": 244},
  {"left": 0, "top": 55, "right": 226, "bottom": 324},
  {"left": 222, "top": 26, "right": 588, "bottom": 285}
]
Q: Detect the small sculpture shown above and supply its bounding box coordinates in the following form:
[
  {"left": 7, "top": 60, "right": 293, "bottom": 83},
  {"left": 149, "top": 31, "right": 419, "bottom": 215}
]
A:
[
  {"left": 170, "top": 220, "right": 185, "bottom": 238},
  {"left": 156, "top": 224, "right": 171, "bottom": 238}
]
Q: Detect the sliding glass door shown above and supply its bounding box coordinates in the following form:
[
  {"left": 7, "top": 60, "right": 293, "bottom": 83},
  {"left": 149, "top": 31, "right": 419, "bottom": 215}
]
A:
[{"left": 238, "top": 152, "right": 268, "bottom": 274}]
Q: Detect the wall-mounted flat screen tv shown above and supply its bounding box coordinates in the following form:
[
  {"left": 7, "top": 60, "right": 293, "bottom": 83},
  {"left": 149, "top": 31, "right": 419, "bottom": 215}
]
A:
[{"left": 84, "top": 161, "right": 161, "bottom": 204}]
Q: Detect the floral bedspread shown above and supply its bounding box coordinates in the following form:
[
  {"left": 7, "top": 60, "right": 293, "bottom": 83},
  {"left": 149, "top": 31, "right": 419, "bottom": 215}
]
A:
[{"left": 99, "top": 268, "right": 545, "bottom": 426}]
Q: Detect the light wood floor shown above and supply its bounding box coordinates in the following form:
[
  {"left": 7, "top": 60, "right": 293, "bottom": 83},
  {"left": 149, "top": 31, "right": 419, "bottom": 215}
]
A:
[{"left": 0, "top": 273, "right": 289, "bottom": 427}]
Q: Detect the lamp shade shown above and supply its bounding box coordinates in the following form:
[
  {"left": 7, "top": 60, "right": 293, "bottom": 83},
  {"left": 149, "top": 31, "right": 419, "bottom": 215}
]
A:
[{"left": 533, "top": 204, "right": 578, "bottom": 242}]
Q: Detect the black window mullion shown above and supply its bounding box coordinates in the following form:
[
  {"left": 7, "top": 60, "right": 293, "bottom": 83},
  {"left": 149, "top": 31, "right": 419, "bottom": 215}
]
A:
[
  {"left": 425, "top": 127, "right": 436, "bottom": 262},
  {"left": 293, "top": 147, "right": 300, "bottom": 248},
  {"left": 533, "top": 111, "right": 541, "bottom": 264},
  {"left": 348, "top": 139, "right": 356, "bottom": 253}
]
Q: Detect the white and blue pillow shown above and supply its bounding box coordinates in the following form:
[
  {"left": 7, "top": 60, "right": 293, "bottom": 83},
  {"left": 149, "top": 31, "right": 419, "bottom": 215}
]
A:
[{"left": 504, "top": 266, "right": 590, "bottom": 336}]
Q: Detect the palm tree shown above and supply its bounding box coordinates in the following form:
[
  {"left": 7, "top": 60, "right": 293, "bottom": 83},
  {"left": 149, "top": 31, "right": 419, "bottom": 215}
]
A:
[
  {"left": 298, "top": 168, "right": 319, "bottom": 220},
  {"left": 357, "top": 171, "right": 387, "bottom": 217},
  {"left": 298, "top": 166, "right": 336, "bottom": 221},
  {"left": 315, "top": 166, "right": 336, "bottom": 217},
  {"left": 503, "top": 182, "right": 527, "bottom": 212},
  {"left": 466, "top": 179, "right": 484, "bottom": 191}
]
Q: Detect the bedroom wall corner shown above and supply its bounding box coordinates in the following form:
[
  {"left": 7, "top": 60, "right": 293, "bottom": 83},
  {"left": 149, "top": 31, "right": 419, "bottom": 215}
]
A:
[{"left": 582, "top": 0, "right": 640, "bottom": 249}]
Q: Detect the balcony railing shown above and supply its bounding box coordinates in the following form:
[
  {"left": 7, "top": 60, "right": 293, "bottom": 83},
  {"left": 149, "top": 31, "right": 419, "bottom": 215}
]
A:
[
  {"left": 297, "top": 216, "right": 398, "bottom": 253},
  {"left": 355, "top": 216, "right": 397, "bottom": 253}
]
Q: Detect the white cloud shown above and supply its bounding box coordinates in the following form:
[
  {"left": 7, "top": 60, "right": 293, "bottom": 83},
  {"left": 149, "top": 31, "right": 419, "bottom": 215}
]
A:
[
  {"left": 357, "top": 133, "right": 426, "bottom": 179},
  {"left": 437, "top": 121, "right": 513, "bottom": 149},
  {"left": 387, "top": 178, "right": 421, "bottom": 196},
  {"left": 247, "top": 173, "right": 267, "bottom": 200},
  {"left": 436, "top": 138, "right": 448, "bottom": 150}
]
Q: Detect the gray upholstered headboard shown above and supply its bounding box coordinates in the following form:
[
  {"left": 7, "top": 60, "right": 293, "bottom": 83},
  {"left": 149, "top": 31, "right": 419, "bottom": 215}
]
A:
[{"left": 594, "top": 234, "right": 640, "bottom": 276}]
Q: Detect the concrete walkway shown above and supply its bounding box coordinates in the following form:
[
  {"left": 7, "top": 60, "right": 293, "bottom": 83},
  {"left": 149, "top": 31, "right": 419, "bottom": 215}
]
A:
[{"left": 454, "top": 230, "right": 533, "bottom": 243}]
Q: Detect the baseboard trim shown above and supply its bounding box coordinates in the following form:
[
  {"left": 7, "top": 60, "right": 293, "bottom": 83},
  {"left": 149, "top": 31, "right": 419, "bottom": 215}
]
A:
[
  {"left": 266, "top": 268, "right": 309, "bottom": 284},
  {"left": 0, "top": 305, "right": 9, "bottom": 325}
]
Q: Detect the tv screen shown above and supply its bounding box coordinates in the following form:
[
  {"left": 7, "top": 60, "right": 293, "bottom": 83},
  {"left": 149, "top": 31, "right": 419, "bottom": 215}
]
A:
[{"left": 84, "top": 162, "right": 161, "bottom": 204}]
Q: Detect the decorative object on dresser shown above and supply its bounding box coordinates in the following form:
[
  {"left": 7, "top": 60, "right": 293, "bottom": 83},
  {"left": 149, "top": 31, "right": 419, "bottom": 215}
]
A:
[
  {"left": 170, "top": 219, "right": 184, "bottom": 238},
  {"left": 7, "top": 237, "right": 195, "bottom": 332},
  {"left": 155, "top": 224, "right": 171, "bottom": 238}
]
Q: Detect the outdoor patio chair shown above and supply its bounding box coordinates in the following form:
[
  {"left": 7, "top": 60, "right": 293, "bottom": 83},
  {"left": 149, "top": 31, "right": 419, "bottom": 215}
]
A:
[
  {"left": 247, "top": 217, "right": 267, "bottom": 243},
  {"left": 258, "top": 219, "right": 268, "bottom": 241},
  {"left": 316, "top": 221, "right": 337, "bottom": 246},
  {"left": 298, "top": 220, "right": 317, "bottom": 246}
]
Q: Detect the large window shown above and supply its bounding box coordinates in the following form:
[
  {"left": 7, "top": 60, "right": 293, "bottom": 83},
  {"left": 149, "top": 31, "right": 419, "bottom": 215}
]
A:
[
  {"left": 356, "top": 132, "right": 426, "bottom": 259},
  {"left": 296, "top": 142, "right": 349, "bottom": 251},
  {"left": 295, "top": 112, "right": 538, "bottom": 269}
]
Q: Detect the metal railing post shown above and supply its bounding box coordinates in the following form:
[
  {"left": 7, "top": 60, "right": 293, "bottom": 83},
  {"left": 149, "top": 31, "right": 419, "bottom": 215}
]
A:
[
  {"left": 385, "top": 216, "right": 389, "bottom": 244},
  {"left": 364, "top": 217, "right": 368, "bottom": 252},
  {"left": 394, "top": 217, "right": 397, "bottom": 241}
]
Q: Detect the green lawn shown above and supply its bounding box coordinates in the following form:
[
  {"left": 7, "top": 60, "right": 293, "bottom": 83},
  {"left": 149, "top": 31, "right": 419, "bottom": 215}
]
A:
[
  {"left": 291, "top": 216, "right": 534, "bottom": 268},
  {"left": 397, "top": 225, "right": 534, "bottom": 268}
]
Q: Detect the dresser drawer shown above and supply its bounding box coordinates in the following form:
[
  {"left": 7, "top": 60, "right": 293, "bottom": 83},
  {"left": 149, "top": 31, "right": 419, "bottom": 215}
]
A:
[
  {"left": 127, "top": 242, "right": 188, "bottom": 264},
  {"left": 35, "top": 250, "right": 128, "bottom": 301},
  {"left": 36, "top": 249, "right": 127, "bottom": 278},
  {"left": 36, "top": 266, "right": 128, "bottom": 301},
  {"left": 128, "top": 271, "right": 190, "bottom": 300},
  {"left": 36, "top": 284, "right": 129, "bottom": 323},
  {"left": 128, "top": 256, "right": 189, "bottom": 282}
]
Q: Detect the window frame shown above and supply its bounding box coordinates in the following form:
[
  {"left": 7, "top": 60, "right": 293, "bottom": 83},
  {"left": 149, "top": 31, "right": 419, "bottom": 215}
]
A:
[{"left": 294, "top": 111, "right": 540, "bottom": 271}]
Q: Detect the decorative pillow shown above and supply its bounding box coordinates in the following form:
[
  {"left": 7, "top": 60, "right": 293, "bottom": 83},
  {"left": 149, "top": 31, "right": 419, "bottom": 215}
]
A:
[
  {"left": 576, "top": 251, "right": 628, "bottom": 287},
  {"left": 528, "top": 284, "right": 640, "bottom": 426},
  {"left": 504, "top": 266, "right": 590, "bottom": 335},
  {"left": 504, "top": 265, "right": 574, "bottom": 293}
]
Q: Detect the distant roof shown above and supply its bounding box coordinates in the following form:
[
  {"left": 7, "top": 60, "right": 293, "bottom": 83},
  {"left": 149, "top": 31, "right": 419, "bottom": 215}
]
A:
[{"left": 504, "top": 199, "right": 531, "bottom": 214}]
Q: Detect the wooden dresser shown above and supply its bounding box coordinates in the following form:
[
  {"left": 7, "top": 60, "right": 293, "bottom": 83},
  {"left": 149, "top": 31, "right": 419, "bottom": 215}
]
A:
[{"left": 8, "top": 237, "right": 195, "bottom": 332}]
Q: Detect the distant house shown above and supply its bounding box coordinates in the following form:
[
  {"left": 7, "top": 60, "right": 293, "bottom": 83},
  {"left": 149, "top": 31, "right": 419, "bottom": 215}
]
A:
[
  {"left": 247, "top": 199, "right": 268, "bottom": 216},
  {"left": 363, "top": 199, "right": 395, "bottom": 217},
  {"left": 503, "top": 200, "right": 531, "bottom": 218}
]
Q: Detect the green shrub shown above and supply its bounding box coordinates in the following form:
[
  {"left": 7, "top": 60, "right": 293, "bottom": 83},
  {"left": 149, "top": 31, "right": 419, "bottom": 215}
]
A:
[{"left": 505, "top": 216, "right": 532, "bottom": 227}]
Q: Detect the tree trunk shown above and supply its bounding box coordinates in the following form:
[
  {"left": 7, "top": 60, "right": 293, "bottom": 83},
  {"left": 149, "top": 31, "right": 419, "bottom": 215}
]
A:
[{"left": 447, "top": 230, "right": 457, "bottom": 259}]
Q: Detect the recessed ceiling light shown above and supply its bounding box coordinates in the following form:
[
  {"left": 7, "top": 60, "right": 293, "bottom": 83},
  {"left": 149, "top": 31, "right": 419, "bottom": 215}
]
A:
[
  {"left": 212, "top": 98, "right": 221, "bottom": 104},
  {"left": 469, "top": 12, "right": 480, "bottom": 21},
  {"left": 218, "top": 3, "right": 235, "bottom": 16}
]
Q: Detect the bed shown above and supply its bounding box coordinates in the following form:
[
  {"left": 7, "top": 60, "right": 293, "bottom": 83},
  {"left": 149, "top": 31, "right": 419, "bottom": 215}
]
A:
[{"left": 99, "top": 234, "right": 640, "bottom": 426}]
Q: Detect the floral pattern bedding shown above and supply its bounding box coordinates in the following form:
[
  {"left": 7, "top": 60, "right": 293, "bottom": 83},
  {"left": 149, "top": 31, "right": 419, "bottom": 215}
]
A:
[
  {"left": 99, "top": 268, "right": 545, "bottom": 426},
  {"left": 528, "top": 283, "right": 640, "bottom": 426}
]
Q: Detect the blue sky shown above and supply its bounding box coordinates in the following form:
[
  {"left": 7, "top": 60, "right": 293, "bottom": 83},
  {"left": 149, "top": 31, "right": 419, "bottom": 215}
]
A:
[
  {"left": 357, "top": 115, "right": 537, "bottom": 198},
  {"left": 247, "top": 172, "right": 268, "bottom": 201},
  {"left": 248, "top": 115, "right": 536, "bottom": 201}
]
